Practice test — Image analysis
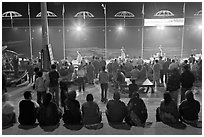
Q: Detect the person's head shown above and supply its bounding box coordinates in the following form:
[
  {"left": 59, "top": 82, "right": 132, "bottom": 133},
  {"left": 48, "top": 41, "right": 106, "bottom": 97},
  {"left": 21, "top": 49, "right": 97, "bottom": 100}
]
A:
[
  {"left": 185, "top": 90, "right": 194, "bottom": 101},
  {"left": 37, "top": 71, "right": 43, "bottom": 77},
  {"left": 43, "top": 93, "right": 53, "bottom": 106},
  {"left": 183, "top": 64, "right": 189, "bottom": 71},
  {"left": 163, "top": 92, "right": 172, "bottom": 106},
  {"left": 51, "top": 64, "right": 57, "bottom": 70},
  {"left": 68, "top": 90, "right": 77, "bottom": 100},
  {"left": 113, "top": 91, "right": 120, "bottom": 101},
  {"left": 132, "top": 79, "right": 136, "bottom": 84},
  {"left": 86, "top": 94, "right": 94, "bottom": 102},
  {"left": 102, "top": 66, "right": 106, "bottom": 71},
  {"left": 171, "top": 59, "right": 175, "bottom": 63},
  {"left": 24, "top": 91, "right": 32, "bottom": 100},
  {"left": 159, "top": 56, "right": 162, "bottom": 60},
  {"left": 155, "top": 60, "right": 158, "bottom": 63},
  {"left": 184, "top": 60, "right": 188, "bottom": 64},
  {"left": 132, "top": 92, "right": 139, "bottom": 99}
]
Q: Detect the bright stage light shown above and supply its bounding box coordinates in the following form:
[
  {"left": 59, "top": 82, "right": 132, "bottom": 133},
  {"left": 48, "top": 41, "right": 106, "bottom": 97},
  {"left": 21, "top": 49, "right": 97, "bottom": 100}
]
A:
[
  {"left": 117, "top": 25, "right": 123, "bottom": 31},
  {"left": 198, "top": 25, "right": 202, "bottom": 30},
  {"left": 157, "top": 25, "right": 165, "bottom": 30},
  {"left": 76, "top": 26, "right": 82, "bottom": 31}
]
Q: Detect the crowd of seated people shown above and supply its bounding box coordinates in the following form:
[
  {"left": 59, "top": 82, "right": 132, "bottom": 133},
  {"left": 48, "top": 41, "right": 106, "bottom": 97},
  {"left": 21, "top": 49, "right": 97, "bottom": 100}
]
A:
[{"left": 2, "top": 87, "right": 201, "bottom": 129}]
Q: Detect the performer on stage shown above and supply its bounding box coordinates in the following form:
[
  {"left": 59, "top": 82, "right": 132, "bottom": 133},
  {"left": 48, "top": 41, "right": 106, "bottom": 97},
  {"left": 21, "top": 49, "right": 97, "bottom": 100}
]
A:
[
  {"left": 158, "top": 45, "right": 163, "bottom": 57},
  {"left": 121, "top": 46, "right": 126, "bottom": 61},
  {"left": 77, "top": 51, "right": 82, "bottom": 64}
]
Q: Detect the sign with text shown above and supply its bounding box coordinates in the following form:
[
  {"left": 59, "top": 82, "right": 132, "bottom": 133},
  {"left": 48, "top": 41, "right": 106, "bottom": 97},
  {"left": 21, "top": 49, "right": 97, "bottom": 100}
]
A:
[{"left": 144, "top": 18, "right": 185, "bottom": 26}]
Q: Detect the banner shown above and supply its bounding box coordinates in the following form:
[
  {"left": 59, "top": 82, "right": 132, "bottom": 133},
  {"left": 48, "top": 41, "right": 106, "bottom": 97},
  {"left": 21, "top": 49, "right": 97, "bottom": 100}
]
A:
[{"left": 144, "top": 18, "right": 185, "bottom": 26}]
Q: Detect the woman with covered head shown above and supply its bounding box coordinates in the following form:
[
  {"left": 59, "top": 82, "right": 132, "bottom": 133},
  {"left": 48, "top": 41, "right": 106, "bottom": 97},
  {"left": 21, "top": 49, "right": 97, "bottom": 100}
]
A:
[
  {"left": 125, "top": 92, "right": 147, "bottom": 127},
  {"left": 156, "top": 92, "right": 180, "bottom": 124}
]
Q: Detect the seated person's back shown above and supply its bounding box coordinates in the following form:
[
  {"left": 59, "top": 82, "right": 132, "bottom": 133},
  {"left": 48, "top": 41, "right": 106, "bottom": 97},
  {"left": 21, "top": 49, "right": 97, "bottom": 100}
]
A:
[
  {"left": 179, "top": 90, "right": 200, "bottom": 122},
  {"left": 158, "top": 92, "right": 180, "bottom": 123},
  {"left": 63, "top": 90, "right": 82, "bottom": 124},
  {"left": 37, "top": 93, "right": 62, "bottom": 126},
  {"left": 2, "top": 93, "right": 16, "bottom": 127},
  {"left": 106, "top": 92, "right": 127, "bottom": 124},
  {"left": 126, "top": 92, "right": 147, "bottom": 126},
  {"left": 18, "top": 91, "right": 39, "bottom": 125},
  {"left": 82, "top": 94, "right": 101, "bottom": 125}
]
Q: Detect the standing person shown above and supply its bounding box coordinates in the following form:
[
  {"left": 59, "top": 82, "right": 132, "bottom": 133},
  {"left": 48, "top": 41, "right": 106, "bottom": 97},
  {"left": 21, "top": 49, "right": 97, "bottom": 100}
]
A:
[
  {"left": 158, "top": 56, "right": 165, "bottom": 85},
  {"left": 37, "top": 93, "right": 62, "bottom": 126},
  {"left": 48, "top": 64, "right": 60, "bottom": 106},
  {"left": 153, "top": 60, "right": 161, "bottom": 87},
  {"left": 77, "top": 66, "right": 86, "bottom": 92},
  {"left": 35, "top": 71, "right": 46, "bottom": 105},
  {"left": 100, "top": 57, "right": 106, "bottom": 70},
  {"left": 86, "top": 62, "right": 95, "bottom": 84},
  {"left": 180, "top": 65, "right": 195, "bottom": 103},
  {"left": 82, "top": 94, "right": 102, "bottom": 126},
  {"left": 106, "top": 92, "right": 128, "bottom": 124},
  {"left": 92, "top": 57, "right": 100, "bottom": 78},
  {"left": 26, "top": 61, "right": 34, "bottom": 84},
  {"left": 163, "top": 58, "right": 171, "bottom": 83},
  {"left": 166, "top": 69, "right": 180, "bottom": 105},
  {"left": 18, "top": 91, "right": 39, "bottom": 125},
  {"left": 128, "top": 79, "right": 139, "bottom": 98},
  {"left": 99, "top": 66, "right": 109, "bottom": 102}
]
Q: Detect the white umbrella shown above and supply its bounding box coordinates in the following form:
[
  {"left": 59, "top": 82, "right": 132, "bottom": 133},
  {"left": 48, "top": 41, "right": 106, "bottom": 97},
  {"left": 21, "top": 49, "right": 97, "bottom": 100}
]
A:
[
  {"left": 2, "top": 11, "right": 22, "bottom": 27},
  {"left": 74, "top": 11, "right": 94, "bottom": 19}
]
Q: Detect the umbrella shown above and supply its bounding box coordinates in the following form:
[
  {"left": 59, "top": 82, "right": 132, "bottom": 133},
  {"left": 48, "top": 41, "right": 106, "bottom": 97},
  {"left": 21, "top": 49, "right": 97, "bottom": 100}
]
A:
[
  {"left": 114, "top": 11, "right": 135, "bottom": 25},
  {"left": 2, "top": 11, "right": 22, "bottom": 27},
  {"left": 36, "top": 11, "right": 57, "bottom": 17},
  {"left": 74, "top": 11, "right": 94, "bottom": 19},
  {"left": 154, "top": 10, "right": 174, "bottom": 17}
]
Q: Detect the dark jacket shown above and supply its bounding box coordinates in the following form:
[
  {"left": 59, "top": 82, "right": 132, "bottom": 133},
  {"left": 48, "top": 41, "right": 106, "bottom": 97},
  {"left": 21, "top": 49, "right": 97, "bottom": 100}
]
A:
[
  {"left": 18, "top": 100, "right": 38, "bottom": 125},
  {"left": 63, "top": 99, "right": 82, "bottom": 125},
  {"left": 37, "top": 102, "right": 62, "bottom": 126},
  {"left": 179, "top": 99, "right": 200, "bottom": 121},
  {"left": 167, "top": 69, "right": 180, "bottom": 91},
  {"left": 180, "top": 70, "right": 195, "bottom": 88},
  {"left": 106, "top": 99, "right": 127, "bottom": 123}
]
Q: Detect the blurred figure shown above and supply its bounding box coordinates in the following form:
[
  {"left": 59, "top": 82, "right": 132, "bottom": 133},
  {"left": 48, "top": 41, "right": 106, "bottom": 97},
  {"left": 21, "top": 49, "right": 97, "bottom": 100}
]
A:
[
  {"left": 35, "top": 71, "right": 46, "bottom": 105},
  {"left": 180, "top": 65, "right": 195, "bottom": 102},
  {"left": 82, "top": 94, "right": 102, "bottom": 126},
  {"left": 153, "top": 60, "right": 161, "bottom": 87},
  {"left": 86, "top": 62, "right": 95, "bottom": 84},
  {"left": 128, "top": 79, "right": 139, "bottom": 98},
  {"left": 166, "top": 68, "right": 180, "bottom": 105},
  {"left": 48, "top": 64, "right": 60, "bottom": 106},
  {"left": 99, "top": 66, "right": 109, "bottom": 102},
  {"left": 2, "top": 93, "right": 16, "bottom": 128}
]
